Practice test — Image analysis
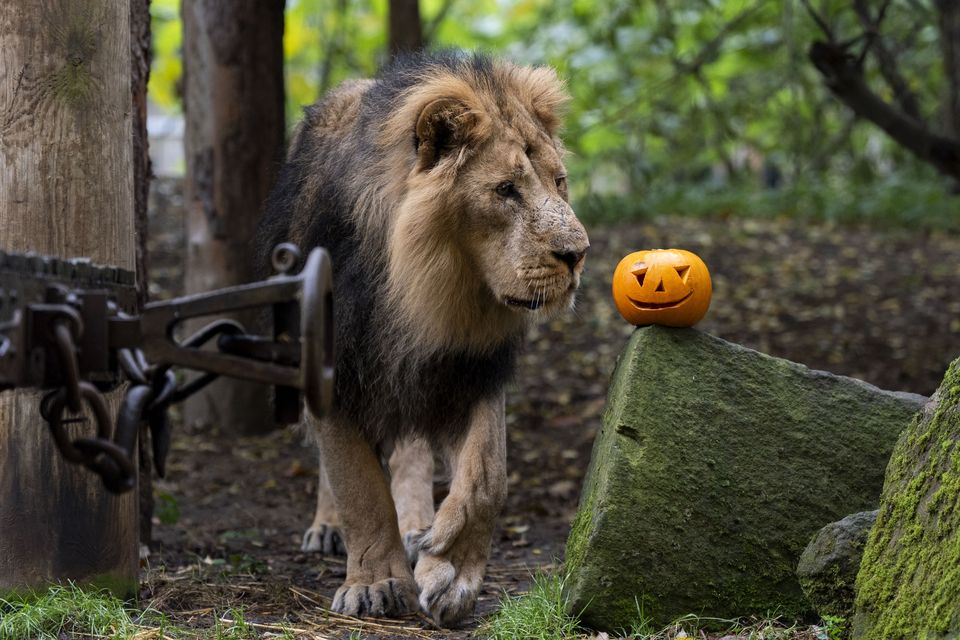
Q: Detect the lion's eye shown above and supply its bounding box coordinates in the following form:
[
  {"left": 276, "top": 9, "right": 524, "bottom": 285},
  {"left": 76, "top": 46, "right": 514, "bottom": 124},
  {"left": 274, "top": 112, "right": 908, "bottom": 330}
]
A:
[
  {"left": 555, "top": 175, "right": 567, "bottom": 190},
  {"left": 496, "top": 181, "right": 519, "bottom": 198}
]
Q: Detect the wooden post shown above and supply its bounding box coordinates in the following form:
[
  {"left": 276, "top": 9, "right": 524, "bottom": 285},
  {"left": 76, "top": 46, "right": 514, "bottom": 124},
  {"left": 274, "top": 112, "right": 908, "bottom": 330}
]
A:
[
  {"left": 181, "top": 0, "right": 285, "bottom": 434},
  {"left": 0, "top": 0, "right": 139, "bottom": 596}
]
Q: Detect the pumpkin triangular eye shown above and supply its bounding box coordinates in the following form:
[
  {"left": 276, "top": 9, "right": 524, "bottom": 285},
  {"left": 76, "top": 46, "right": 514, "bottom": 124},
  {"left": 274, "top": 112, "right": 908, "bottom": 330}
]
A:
[
  {"left": 675, "top": 265, "right": 690, "bottom": 282},
  {"left": 630, "top": 262, "right": 647, "bottom": 287}
]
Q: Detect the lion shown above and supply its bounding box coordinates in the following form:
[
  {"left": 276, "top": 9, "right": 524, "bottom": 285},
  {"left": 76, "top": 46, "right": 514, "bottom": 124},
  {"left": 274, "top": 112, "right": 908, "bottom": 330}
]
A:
[{"left": 257, "top": 51, "right": 589, "bottom": 626}]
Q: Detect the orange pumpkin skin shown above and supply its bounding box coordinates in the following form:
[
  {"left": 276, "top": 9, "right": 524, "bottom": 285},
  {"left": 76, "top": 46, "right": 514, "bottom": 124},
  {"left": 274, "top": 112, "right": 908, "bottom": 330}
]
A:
[{"left": 612, "top": 249, "right": 712, "bottom": 327}]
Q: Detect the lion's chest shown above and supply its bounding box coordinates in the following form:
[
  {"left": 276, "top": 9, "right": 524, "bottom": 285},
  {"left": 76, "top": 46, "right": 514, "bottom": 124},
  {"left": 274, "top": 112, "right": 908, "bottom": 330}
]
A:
[{"left": 334, "top": 341, "right": 516, "bottom": 443}]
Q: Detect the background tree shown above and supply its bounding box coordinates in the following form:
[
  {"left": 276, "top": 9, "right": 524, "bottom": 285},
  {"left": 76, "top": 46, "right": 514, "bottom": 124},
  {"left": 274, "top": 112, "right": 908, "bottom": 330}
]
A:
[
  {"left": 805, "top": 0, "right": 960, "bottom": 184},
  {"left": 150, "top": 0, "right": 958, "bottom": 239},
  {"left": 181, "top": 0, "right": 286, "bottom": 434},
  {"left": 389, "top": 0, "right": 423, "bottom": 54}
]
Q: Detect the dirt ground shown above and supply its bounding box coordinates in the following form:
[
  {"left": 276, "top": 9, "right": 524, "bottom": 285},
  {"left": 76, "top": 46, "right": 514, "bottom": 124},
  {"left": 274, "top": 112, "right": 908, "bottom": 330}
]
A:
[{"left": 141, "top": 180, "right": 960, "bottom": 638}]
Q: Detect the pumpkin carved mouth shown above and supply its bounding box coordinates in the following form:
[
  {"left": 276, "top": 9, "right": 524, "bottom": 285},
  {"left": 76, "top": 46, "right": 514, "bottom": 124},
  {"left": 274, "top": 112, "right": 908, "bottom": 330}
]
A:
[{"left": 628, "top": 290, "right": 694, "bottom": 310}]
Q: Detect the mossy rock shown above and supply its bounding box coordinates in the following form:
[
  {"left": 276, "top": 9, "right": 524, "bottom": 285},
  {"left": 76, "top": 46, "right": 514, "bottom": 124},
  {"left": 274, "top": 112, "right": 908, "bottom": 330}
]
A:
[
  {"left": 852, "top": 357, "right": 960, "bottom": 639},
  {"left": 564, "top": 326, "right": 925, "bottom": 631},
  {"left": 797, "top": 510, "right": 877, "bottom": 621}
]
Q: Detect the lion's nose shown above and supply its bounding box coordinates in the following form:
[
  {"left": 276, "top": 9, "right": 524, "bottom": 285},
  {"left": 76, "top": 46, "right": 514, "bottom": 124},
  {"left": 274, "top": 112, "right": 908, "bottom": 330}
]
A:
[{"left": 553, "top": 248, "right": 587, "bottom": 271}]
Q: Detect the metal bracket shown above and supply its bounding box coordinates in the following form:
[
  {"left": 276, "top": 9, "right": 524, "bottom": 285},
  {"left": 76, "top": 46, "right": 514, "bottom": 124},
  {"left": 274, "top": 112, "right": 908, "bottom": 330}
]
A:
[{"left": 0, "top": 244, "right": 335, "bottom": 493}]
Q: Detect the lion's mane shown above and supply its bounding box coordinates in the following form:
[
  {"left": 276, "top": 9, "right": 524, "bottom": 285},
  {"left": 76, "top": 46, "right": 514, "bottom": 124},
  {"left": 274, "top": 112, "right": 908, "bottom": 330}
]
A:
[{"left": 257, "top": 51, "right": 568, "bottom": 445}]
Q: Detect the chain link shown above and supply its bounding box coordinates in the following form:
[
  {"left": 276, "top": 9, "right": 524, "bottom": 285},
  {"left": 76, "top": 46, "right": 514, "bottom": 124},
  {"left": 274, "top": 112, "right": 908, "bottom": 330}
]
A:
[{"left": 38, "top": 318, "right": 256, "bottom": 494}]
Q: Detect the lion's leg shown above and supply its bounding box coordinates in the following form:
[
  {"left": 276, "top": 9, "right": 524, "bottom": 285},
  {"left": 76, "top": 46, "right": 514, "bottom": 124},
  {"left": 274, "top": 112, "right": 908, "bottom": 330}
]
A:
[
  {"left": 301, "top": 438, "right": 346, "bottom": 555},
  {"left": 316, "top": 416, "right": 418, "bottom": 618},
  {"left": 388, "top": 438, "right": 435, "bottom": 563},
  {"left": 412, "top": 393, "right": 507, "bottom": 627}
]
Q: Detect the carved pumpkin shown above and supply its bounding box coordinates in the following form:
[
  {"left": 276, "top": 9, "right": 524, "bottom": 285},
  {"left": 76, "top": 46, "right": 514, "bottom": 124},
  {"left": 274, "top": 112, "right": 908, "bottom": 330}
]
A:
[{"left": 612, "top": 249, "right": 712, "bottom": 327}]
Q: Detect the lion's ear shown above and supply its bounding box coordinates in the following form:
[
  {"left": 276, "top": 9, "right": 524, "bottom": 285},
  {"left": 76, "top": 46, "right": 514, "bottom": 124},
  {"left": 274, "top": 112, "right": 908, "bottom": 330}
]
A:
[{"left": 415, "top": 98, "right": 488, "bottom": 172}]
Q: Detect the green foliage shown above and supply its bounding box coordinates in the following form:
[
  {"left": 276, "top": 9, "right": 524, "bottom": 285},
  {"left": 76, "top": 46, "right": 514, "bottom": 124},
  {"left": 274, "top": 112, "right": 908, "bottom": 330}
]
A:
[
  {"left": 150, "top": 0, "right": 181, "bottom": 111},
  {"left": 820, "top": 615, "right": 847, "bottom": 640},
  {"left": 148, "top": 0, "right": 957, "bottom": 227},
  {"left": 576, "top": 170, "right": 959, "bottom": 231},
  {"left": 155, "top": 490, "right": 181, "bottom": 525}
]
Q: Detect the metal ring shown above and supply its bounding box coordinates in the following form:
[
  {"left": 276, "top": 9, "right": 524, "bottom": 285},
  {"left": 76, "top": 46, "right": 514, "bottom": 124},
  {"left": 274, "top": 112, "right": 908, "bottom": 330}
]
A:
[
  {"left": 118, "top": 348, "right": 149, "bottom": 385},
  {"left": 74, "top": 437, "right": 137, "bottom": 494},
  {"left": 115, "top": 384, "right": 153, "bottom": 456},
  {"left": 271, "top": 243, "right": 302, "bottom": 275},
  {"left": 181, "top": 319, "right": 246, "bottom": 349},
  {"left": 53, "top": 320, "right": 82, "bottom": 413},
  {"left": 148, "top": 369, "right": 178, "bottom": 410},
  {"left": 300, "top": 247, "right": 335, "bottom": 417},
  {"left": 44, "top": 382, "right": 113, "bottom": 465}
]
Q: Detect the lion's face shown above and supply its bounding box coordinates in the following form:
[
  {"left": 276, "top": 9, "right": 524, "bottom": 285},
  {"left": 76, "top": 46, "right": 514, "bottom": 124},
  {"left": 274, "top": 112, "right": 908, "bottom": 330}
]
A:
[
  {"left": 456, "top": 132, "right": 588, "bottom": 316},
  {"left": 380, "top": 60, "right": 589, "bottom": 355}
]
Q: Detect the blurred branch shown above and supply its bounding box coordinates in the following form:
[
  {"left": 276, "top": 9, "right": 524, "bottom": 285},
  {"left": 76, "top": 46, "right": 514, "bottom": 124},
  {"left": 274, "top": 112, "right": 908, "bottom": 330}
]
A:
[
  {"left": 693, "top": 74, "right": 737, "bottom": 177},
  {"left": 799, "top": 0, "right": 836, "bottom": 43},
  {"left": 809, "top": 40, "right": 960, "bottom": 181},
  {"left": 853, "top": 0, "right": 923, "bottom": 122},
  {"left": 906, "top": 0, "right": 936, "bottom": 21},
  {"left": 423, "top": 0, "right": 455, "bottom": 45},
  {"left": 674, "top": 2, "right": 766, "bottom": 74},
  {"left": 805, "top": 112, "right": 858, "bottom": 174},
  {"left": 317, "top": 0, "right": 348, "bottom": 95}
]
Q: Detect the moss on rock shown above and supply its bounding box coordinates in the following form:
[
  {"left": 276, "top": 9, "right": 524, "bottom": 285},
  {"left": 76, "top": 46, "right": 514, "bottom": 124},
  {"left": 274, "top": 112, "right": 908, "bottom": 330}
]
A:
[
  {"left": 564, "top": 327, "right": 925, "bottom": 631},
  {"left": 797, "top": 510, "right": 877, "bottom": 621},
  {"left": 852, "top": 357, "right": 960, "bottom": 639}
]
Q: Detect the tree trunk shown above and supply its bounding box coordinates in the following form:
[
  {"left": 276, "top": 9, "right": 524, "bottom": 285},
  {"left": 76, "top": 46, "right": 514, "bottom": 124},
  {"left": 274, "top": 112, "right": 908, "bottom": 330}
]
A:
[
  {"left": 0, "top": 0, "right": 139, "bottom": 595},
  {"left": 181, "top": 0, "right": 285, "bottom": 434},
  {"left": 389, "top": 0, "right": 423, "bottom": 54},
  {"left": 130, "top": 0, "right": 154, "bottom": 548}
]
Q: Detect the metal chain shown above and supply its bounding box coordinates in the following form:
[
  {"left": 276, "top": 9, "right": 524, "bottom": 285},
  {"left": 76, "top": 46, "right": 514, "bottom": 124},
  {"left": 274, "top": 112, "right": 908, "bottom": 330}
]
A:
[
  {"left": 3, "top": 245, "right": 334, "bottom": 495},
  {"left": 37, "top": 317, "right": 253, "bottom": 494}
]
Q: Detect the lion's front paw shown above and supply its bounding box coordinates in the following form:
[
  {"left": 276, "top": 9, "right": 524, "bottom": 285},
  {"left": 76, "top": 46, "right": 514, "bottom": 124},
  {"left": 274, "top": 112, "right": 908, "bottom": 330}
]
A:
[
  {"left": 331, "top": 577, "right": 418, "bottom": 618},
  {"left": 413, "top": 531, "right": 488, "bottom": 627},
  {"left": 301, "top": 523, "right": 346, "bottom": 555}
]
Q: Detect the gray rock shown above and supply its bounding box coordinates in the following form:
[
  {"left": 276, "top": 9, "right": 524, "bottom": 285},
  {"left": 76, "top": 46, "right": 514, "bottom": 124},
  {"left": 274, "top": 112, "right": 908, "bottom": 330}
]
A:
[
  {"left": 852, "top": 357, "right": 960, "bottom": 638},
  {"left": 797, "top": 510, "right": 878, "bottom": 619},
  {"left": 564, "top": 326, "right": 924, "bottom": 631}
]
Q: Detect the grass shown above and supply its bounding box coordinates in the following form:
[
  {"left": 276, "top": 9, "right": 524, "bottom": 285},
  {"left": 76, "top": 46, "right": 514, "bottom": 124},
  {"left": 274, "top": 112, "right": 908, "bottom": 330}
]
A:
[
  {"left": 481, "top": 571, "right": 583, "bottom": 640},
  {"left": 1, "top": 578, "right": 841, "bottom": 639},
  {"left": 0, "top": 583, "right": 139, "bottom": 640},
  {"left": 481, "top": 572, "right": 834, "bottom": 640},
  {"left": 0, "top": 583, "right": 297, "bottom": 640}
]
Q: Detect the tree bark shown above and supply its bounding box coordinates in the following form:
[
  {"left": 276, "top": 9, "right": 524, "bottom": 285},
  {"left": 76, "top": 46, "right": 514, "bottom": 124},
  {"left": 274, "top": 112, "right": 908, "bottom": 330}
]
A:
[
  {"left": 130, "top": 0, "right": 154, "bottom": 547},
  {"left": 182, "top": 0, "right": 285, "bottom": 434},
  {"left": 389, "top": 0, "right": 423, "bottom": 54},
  {"left": 0, "top": 0, "right": 138, "bottom": 595}
]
